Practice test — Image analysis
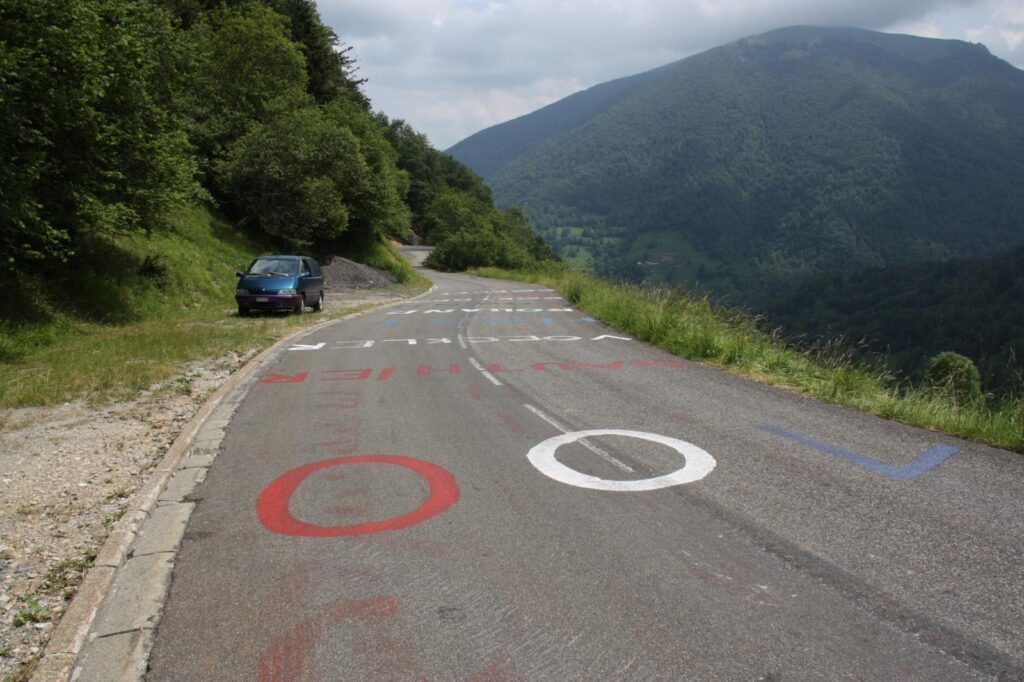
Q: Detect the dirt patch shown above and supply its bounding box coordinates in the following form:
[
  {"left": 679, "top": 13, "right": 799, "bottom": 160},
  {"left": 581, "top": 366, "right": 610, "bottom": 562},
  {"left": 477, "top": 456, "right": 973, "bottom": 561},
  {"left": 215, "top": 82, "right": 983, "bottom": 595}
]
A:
[
  {"left": 0, "top": 355, "right": 248, "bottom": 679},
  {"left": 320, "top": 256, "right": 397, "bottom": 290}
]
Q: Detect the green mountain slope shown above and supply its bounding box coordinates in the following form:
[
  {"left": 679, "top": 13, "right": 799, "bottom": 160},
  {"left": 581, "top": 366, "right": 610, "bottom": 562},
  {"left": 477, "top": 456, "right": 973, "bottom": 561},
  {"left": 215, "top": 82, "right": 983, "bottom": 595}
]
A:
[
  {"left": 450, "top": 26, "right": 1024, "bottom": 304},
  {"left": 447, "top": 66, "right": 668, "bottom": 179}
]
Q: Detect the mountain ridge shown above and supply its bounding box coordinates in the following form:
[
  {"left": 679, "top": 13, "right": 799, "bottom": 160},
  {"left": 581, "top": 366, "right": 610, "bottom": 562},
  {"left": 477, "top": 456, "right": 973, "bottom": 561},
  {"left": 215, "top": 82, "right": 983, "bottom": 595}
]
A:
[
  {"left": 449, "top": 25, "right": 1024, "bottom": 305},
  {"left": 449, "top": 26, "right": 1010, "bottom": 181},
  {"left": 446, "top": 63, "right": 671, "bottom": 179}
]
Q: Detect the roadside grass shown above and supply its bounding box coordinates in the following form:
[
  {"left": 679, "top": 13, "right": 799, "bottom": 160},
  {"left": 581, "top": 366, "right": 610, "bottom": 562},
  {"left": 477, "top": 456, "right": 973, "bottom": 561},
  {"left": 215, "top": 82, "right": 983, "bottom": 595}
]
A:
[
  {"left": 358, "top": 239, "right": 426, "bottom": 285},
  {"left": 3, "top": 309, "right": 311, "bottom": 406},
  {"left": 469, "top": 266, "right": 1024, "bottom": 453},
  {"left": 0, "top": 206, "right": 427, "bottom": 408}
]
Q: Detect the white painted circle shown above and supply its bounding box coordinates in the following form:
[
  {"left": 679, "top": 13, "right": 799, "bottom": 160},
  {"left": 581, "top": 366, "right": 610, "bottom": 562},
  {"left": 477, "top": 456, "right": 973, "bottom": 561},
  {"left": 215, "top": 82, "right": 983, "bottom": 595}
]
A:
[{"left": 527, "top": 429, "right": 716, "bottom": 491}]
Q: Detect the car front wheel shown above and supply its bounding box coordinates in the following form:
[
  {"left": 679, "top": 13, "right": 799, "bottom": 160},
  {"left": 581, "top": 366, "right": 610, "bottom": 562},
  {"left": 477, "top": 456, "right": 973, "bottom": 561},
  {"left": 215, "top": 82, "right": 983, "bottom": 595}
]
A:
[
  {"left": 313, "top": 292, "right": 324, "bottom": 312},
  {"left": 294, "top": 298, "right": 305, "bottom": 314}
]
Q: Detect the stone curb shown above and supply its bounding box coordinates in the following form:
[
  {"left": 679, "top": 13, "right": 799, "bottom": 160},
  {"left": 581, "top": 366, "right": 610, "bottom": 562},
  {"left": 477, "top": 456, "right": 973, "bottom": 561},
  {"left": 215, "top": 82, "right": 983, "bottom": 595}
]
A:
[{"left": 32, "top": 283, "right": 437, "bottom": 682}]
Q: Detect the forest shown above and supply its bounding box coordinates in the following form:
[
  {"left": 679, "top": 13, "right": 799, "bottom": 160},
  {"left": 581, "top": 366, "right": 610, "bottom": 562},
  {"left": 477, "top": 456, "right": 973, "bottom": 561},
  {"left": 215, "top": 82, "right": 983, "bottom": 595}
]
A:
[
  {"left": 0, "top": 0, "right": 549, "bottom": 311},
  {"left": 764, "top": 245, "right": 1024, "bottom": 394}
]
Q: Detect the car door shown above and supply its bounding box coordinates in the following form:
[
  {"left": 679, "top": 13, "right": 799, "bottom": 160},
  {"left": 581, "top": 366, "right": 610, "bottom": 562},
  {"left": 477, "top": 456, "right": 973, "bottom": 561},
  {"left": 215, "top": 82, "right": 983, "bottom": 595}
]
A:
[{"left": 300, "top": 257, "right": 324, "bottom": 303}]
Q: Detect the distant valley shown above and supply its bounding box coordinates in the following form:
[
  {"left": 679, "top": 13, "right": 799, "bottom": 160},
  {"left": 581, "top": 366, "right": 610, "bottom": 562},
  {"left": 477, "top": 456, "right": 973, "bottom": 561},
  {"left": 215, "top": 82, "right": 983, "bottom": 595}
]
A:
[
  {"left": 449, "top": 25, "right": 1024, "bottom": 390},
  {"left": 765, "top": 244, "right": 1024, "bottom": 392}
]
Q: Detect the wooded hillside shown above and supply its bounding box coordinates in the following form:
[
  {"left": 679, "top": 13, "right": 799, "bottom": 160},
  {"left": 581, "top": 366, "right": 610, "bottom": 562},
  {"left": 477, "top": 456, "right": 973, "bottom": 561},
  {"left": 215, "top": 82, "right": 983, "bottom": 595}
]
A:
[{"left": 0, "top": 0, "right": 552, "bottom": 306}]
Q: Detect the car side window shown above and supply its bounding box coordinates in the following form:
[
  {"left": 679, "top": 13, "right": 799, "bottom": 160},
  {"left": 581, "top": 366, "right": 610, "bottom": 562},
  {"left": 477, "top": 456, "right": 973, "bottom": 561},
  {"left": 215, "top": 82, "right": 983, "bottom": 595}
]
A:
[{"left": 300, "top": 259, "right": 311, "bottom": 276}]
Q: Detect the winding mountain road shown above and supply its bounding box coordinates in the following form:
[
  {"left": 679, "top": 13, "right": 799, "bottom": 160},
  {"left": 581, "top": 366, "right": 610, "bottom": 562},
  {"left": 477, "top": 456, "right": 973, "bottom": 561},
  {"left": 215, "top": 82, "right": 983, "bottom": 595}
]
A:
[{"left": 143, "top": 266, "right": 1023, "bottom": 680}]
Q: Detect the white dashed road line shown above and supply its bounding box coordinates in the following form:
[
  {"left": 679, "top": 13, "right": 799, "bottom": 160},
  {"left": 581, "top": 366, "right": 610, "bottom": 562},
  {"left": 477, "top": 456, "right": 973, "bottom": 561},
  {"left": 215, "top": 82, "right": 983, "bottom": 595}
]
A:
[{"left": 523, "top": 404, "right": 635, "bottom": 474}]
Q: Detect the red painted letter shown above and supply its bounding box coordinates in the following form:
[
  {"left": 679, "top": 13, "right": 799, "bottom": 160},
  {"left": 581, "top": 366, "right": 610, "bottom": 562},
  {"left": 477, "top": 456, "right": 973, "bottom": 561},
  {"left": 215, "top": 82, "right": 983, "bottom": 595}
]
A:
[
  {"left": 256, "top": 456, "right": 459, "bottom": 537},
  {"left": 321, "top": 369, "right": 373, "bottom": 382},
  {"left": 261, "top": 372, "right": 309, "bottom": 385},
  {"left": 417, "top": 363, "right": 461, "bottom": 377}
]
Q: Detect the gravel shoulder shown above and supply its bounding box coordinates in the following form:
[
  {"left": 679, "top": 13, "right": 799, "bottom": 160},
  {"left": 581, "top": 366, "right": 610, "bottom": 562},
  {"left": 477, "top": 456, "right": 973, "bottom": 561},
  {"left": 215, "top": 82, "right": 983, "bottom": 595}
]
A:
[{"left": 0, "top": 270, "right": 419, "bottom": 680}]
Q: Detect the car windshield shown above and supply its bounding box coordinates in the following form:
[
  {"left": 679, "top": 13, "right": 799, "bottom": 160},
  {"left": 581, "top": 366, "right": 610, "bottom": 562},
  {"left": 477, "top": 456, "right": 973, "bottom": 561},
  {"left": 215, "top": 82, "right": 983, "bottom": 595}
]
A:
[{"left": 248, "top": 258, "right": 299, "bottom": 276}]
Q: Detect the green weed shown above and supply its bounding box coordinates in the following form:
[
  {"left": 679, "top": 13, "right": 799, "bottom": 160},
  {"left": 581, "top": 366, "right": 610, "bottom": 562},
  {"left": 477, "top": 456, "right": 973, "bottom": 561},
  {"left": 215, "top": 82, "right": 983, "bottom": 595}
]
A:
[
  {"left": 43, "top": 555, "right": 94, "bottom": 595},
  {"left": 12, "top": 596, "right": 50, "bottom": 627},
  {"left": 348, "top": 240, "right": 428, "bottom": 285}
]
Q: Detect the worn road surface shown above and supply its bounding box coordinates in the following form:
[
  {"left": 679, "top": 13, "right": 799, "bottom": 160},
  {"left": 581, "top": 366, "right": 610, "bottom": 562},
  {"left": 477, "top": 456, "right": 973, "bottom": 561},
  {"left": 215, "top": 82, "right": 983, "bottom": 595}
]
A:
[{"left": 146, "top": 268, "right": 1024, "bottom": 680}]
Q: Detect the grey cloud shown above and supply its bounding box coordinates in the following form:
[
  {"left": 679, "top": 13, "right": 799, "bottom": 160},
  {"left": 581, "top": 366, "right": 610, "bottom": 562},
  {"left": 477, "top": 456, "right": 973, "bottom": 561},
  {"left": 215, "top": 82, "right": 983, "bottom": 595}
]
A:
[
  {"left": 317, "top": 0, "right": 990, "bottom": 147},
  {"left": 319, "top": 3, "right": 411, "bottom": 40}
]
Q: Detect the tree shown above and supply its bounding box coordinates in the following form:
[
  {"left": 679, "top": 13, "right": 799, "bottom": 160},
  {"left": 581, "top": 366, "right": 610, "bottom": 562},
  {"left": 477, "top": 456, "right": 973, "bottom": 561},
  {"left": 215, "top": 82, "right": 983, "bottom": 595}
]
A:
[
  {"left": 423, "top": 190, "right": 553, "bottom": 271},
  {"left": 421, "top": 190, "right": 490, "bottom": 243},
  {"left": 379, "top": 115, "right": 496, "bottom": 239},
  {"left": 187, "top": 4, "right": 308, "bottom": 163},
  {"left": 323, "top": 102, "right": 411, "bottom": 247},
  {"left": 0, "top": 0, "right": 199, "bottom": 270},
  {"left": 268, "top": 0, "right": 367, "bottom": 106},
  {"left": 499, "top": 206, "right": 557, "bottom": 261},
  {"left": 217, "top": 105, "right": 365, "bottom": 248},
  {"left": 217, "top": 100, "right": 411, "bottom": 251}
]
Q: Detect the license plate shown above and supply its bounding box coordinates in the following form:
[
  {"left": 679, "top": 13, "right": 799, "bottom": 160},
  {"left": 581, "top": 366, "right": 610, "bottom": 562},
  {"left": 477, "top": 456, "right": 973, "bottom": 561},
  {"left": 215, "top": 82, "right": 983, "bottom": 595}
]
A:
[{"left": 255, "top": 297, "right": 269, "bottom": 303}]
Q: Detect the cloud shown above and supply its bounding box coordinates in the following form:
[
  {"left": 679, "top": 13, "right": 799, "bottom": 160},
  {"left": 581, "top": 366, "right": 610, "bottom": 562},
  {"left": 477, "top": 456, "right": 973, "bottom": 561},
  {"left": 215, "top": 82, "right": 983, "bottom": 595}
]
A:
[
  {"left": 885, "top": 17, "right": 944, "bottom": 38},
  {"left": 965, "top": 1, "right": 1024, "bottom": 67},
  {"left": 317, "top": 0, "right": 1013, "bottom": 148},
  {"left": 368, "top": 77, "right": 586, "bottom": 149},
  {"left": 967, "top": 24, "right": 1024, "bottom": 53},
  {"left": 989, "top": 0, "right": 1024, "bottom": 25}
]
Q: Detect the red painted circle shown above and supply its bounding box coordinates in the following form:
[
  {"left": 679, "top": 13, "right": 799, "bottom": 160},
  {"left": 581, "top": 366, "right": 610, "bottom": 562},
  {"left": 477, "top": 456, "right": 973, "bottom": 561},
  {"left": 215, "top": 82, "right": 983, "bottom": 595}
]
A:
[{"left": 256, "top": 455, "right": 459, "bottom": 537}]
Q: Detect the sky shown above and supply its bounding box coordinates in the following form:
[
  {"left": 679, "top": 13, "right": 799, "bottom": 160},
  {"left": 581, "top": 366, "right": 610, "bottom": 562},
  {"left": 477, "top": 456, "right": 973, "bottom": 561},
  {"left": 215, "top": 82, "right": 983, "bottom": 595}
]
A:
[{"left": 316, "top": 0, "right": 1024, "bottom": 149}]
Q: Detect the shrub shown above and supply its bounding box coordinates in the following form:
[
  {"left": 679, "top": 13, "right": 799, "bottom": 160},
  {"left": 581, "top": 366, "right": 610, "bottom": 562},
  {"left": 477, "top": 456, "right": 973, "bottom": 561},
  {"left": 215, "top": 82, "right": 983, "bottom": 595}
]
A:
[{"left": 925, "top": 351, "right": 982, "bottom": 405}]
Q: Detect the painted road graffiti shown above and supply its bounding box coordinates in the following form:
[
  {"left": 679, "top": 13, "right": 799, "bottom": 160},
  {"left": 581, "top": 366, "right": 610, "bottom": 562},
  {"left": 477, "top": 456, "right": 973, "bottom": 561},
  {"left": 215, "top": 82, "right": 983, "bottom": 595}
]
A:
[
  {"left": 417, "top": 289, "right": 556, "bottom": 296},
  {"left": 255, "top": 374, "right": 954, "bottom": 483},
  {"left": 260, "top": 359, "right": 685, "bottom": 385},
  {"left": 256, "top": 455, "right": 459, "bottom": 537},
  {"left": 758, "top": 424, "right": 959, "bottom": 480},
  {"left": 261, "top": 372, "right": 310, "bottom": 384},
  {"left": 402, "top": 296, "right": 565, "bottom": 304},
  {"left": 288, "top": 334, "right": 632, "bottom": 351},
  {"left": 257, "top": 596, "right": 399, "bottom": 682},
  {"left": 382, "top": 315, "right": 599, "bottom": 327},
  {"left": 387, "top": 307, "right": 577, "bottom": 315},
  {"left": 527, "top": 429, "right": 717, "bottom": 491}
]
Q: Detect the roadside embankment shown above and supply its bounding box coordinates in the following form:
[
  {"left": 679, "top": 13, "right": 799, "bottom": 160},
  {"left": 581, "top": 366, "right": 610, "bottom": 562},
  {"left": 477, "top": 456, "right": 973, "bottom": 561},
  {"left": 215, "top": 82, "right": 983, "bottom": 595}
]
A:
[{"left": 469, "top": 267, "right": 1023, "bottom": 453}]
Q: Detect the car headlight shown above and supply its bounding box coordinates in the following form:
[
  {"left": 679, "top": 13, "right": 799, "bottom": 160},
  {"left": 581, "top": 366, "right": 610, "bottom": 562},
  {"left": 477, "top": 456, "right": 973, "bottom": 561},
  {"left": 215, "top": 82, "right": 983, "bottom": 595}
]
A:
[
  {"left": 278, "top": 288, "right": 297, "bottom": 295},
  {"left": 235, "top": 289, "right": 248, "bottom": 295}
]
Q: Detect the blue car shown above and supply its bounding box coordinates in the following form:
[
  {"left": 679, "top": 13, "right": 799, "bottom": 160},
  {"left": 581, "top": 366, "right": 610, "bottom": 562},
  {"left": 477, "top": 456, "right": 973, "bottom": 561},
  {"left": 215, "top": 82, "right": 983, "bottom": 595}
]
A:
[{"left": 235, "top": 255, "right": 325, "bottom": 316}]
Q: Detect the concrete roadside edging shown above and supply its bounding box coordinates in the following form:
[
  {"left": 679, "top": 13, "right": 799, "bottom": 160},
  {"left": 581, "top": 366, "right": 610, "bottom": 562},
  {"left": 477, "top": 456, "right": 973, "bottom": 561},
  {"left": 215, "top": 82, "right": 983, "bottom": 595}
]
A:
[{"left": 32, "top": 285, "right": 436, "bottom": 681}]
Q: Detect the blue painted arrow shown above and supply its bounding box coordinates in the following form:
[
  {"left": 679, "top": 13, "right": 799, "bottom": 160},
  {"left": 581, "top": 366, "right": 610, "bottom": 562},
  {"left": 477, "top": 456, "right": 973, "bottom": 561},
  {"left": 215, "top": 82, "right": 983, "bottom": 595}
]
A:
[{"left": 757, "top": 424, "right": 959, "bottom": 480}]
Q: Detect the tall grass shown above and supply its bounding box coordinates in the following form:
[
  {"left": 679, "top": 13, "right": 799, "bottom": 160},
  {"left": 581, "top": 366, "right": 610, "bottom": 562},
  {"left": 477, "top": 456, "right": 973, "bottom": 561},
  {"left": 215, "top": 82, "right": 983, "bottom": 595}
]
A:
[
  {"left": 345, "top": 239, "right": 426, "bottom": 285},
  {"left": 470, "top": 266, "right": 1023, "bottom": 452},
  {"left": 0, "top": 308, "right": 387, "bottom": 407},
  {"left": 0, "top": 206, "right": 426, "bottom": 407}
]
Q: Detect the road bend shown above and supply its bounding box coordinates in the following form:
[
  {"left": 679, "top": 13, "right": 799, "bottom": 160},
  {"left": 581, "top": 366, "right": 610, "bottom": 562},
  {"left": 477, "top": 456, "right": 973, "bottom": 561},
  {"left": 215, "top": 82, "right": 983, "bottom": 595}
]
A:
[{"left": 146, "top": 268, "right": 1024, "bottom": 680}]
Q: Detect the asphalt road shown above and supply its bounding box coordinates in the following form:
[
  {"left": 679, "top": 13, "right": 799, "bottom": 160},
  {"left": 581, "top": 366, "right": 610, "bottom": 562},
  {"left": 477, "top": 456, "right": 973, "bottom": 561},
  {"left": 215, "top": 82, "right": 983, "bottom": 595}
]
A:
[{"left": 146, "top": 267, "right": 1024, "bottom": 681}]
